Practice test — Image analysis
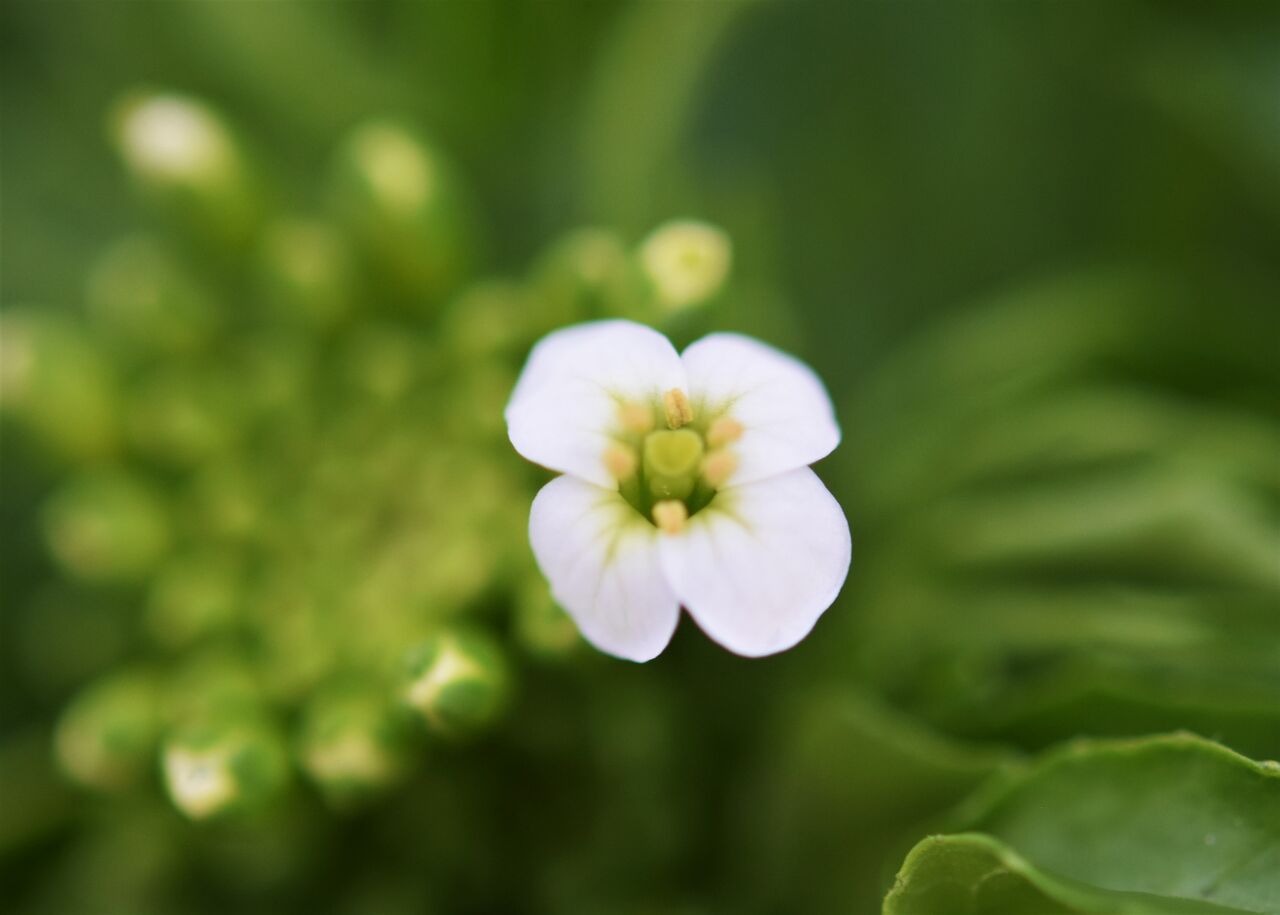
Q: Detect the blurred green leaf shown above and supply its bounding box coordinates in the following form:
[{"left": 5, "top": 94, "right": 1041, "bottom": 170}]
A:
[
  {"left": 884, "top": 734, "right": 1280, "bottom": 914},
  {"left": 884, "top": 833, "right": 1252, "bottom": 915}
]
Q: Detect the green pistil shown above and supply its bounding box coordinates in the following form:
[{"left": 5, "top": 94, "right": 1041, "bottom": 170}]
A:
[{"left": 642, "top": 429, "right": 703, "bottom": 503}]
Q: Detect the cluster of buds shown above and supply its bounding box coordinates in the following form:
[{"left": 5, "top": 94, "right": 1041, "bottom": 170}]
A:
[{"left": 1, "top": 89, "right": 736, "bottom": 822}]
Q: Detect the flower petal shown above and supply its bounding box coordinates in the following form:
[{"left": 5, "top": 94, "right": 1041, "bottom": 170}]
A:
[
  {"left": 506, "top": 320, "right": 686, "bottom": 487},
  {"left": 529, "top": 474, "right": 679, "bottom": 662},
  {"left": 658, "top": 468, "right": 850, "bottom": 657},
  {"left": 681, "top": 333, "right": 839, "bottom": 486}
]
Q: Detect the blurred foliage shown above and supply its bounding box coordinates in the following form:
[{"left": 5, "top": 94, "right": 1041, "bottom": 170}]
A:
[
  {"left": 885, "top": 734, "right": 1280, "bottom": 913},
  {"left": 2, "top": 2, "right": 1279, "bottom": 914}
]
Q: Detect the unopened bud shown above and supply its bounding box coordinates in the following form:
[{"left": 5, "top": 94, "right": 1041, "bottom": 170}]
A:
[
  {"left": 55, "top": 671, "right": 160, "bottom": 791},
  {"left": 126, "top": 368, "right": 238, "bottom": 466},
  {"left": 86, "top": 237, "right": 218, "bottom": 353},
  {"left": 402, "top": 629, "right": 509, "bottom": 738},
  {"left": 530, "top": 228, "right": 632, "bottom": 328},
  {"left": 296, "top": 686, "right": 411, "bottom": 805},
  {"left": 0, "top": 311, "right": 120, "bottom": 461},
  {"left": 111, "top": 91, "right": 257, "bottom": 247},
  {"left": 42, "top": 471, "right": 170, "bottom": 583},
  {"left": 441, "top": 280, "right": 529, "bottom": 359},
  {"left": 162, "top": 715, "right": 289, "bottom": 820},
  {"left": 332, "top": 121, "right": 474, "bottom": 305},
  {"left": 639, "top": 220, "right": 732, "bottom": 312},
  {"left": 514, "top": 575, "right": 580, "bottom": 659},
  {"left": 145, "top": 550, "right": 242, "bottom": 649},
  {"left": 259, "top": 220, "right": 354, "bottom": 328}
]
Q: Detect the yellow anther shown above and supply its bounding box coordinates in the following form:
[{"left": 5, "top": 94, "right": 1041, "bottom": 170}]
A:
[
  {"left": 706, "top": 416, "right": 744, "bottom": 448},
  {"left": 618, "top": 402, "right": 654, "bottom": 435},
  {"left": 701, "top": 449, "right": 738, "bottom": 489},
  {"left": 663, "top": 389, "right": 693, "bottom": 429},
  {"left": 603, "top": 444, "right": 638, "bottom": 481},
  {"left": 652, "top": 500, "right": 688, "bottom": 534}
]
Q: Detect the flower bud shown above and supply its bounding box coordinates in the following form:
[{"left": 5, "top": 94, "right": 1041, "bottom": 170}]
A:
[
  {"left": 126, "top": 368, "right": 240, "bottom": 466},
  {"left": 529, "top": 227, "right": 635, "bottom": 327},
  {"left": 513, "top": 575, "right": 580, "bottom": 660},
  {"left": 54, "top": 670, "right": 160, "bottom": 792},
  {"left": 258, "top": 219, "right": 355, "bottom": 329},
  {"left": 145, "top": 550, "right": 243, "bottom": 649},
  {"left": 42, "top": 471, "right": 169, "bottom": 583},
  {"left": 0, "top": 310, "right": 121, "bottom": 462},
  {"left": 111, "top": 91, "right": 258, "bottom": 248},
  {"left": 638, "top": 219, "right": 732, "bottom": 313},
  {"left": 401, "top": 629, "right": 510, "bottom": 738},
  {"left": 296, "top": 685, "right": 413, "bottom": 805},
  {"left": 161, "top": 714, "right": 289, "bottom": 820},
  {"left": 440, "top": 279, "right": 530, "bottom": 360},
  {"left": 85, "top": 237, "right": 218, "bottom": 354},
  {"left": 331, "top": 121, "right": 475, "bottom": 306},
  {"left": 162, "top": 649, "right": 263, "bottom": 725},
  {"left": 341, "top": 324, "right": 420, "bottom": 401},
  {"left": 186, "top": 461, "right": 264, "bottom": 543}
]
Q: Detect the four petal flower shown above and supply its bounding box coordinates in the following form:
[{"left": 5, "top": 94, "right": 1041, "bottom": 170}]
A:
[{"left": 506, "top": 320, "right": 850, "bottom": 661}]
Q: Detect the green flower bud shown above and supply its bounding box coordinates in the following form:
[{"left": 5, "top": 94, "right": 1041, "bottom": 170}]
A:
[
  {"left": 529, "top": 227, "right": 634, "bottom": 327},
  {"left": 110, "top": 91, "right": 257, "bottom": 248},
  {"left": 513, "top": 575, "right": 580, "bottom": 660},
  {"left": 258, "top": 219, "right": 355, "bottom": 329},
  {"left": 42, "top": 471, "right": 169, "bottom": 583},
  {"left": 126, "top": 367, "right": 239, "bottom": 466},
  {"left": 54, "top": 670, "right": 160, "bottom": 791},
  {"left": 145, "top": 549, "right": 243, "bottom": 649},
  {"left": 161, "top": 714, "right": 289, "bottom": 820},
  {"left": 162, "top": 649, "right": 263, "bottom": 725},
  {"left": 331, "top": 121, "right": 475, "bottom": 305},
  {"left": 85, "top": 237, "right": 219, "bottom": 354},
  {"left": 440, "top": 279, "right": 530, "bottom": 360},
  {"left": 228, "top": 333, "right": 317, "bottom": 419},
  {"left": 296, "top": 684, "right": 413, "bottom": 805},
  {"left": 185, "top": 461, "right": 264, "bottom": 543},
  {"left": 638, "top": 219, "right": 732, "bottom": 313},
  {"left": 341, "top": 324, "right": 421, "bottom": 400},
  {"left": 401, "top": 629, "right": 510, "bottom": 738},
  {"left": 0, "top": 310, "right": 120, "bottom": 462}
]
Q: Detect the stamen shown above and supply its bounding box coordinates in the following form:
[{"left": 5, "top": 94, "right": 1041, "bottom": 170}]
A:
[
  {"left": 701, "top": 449, "right": 738, "bottom": 489},
  {"left": 652, "top": 500, "right": 688, "bottom": 534},
  {"left": 603, "top": 444, "right": 638, "bottom": 480},
  {"left": 663, "top": 389, "right": 693, "bottom": 429},
  {"left": 706, "top": 416, "right": 744, "bottom": 447},
  {"left": 617, "top": 402, "right": 654, "bottom": 435}
]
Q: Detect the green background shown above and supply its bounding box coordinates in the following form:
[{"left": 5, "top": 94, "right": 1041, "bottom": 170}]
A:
[{"left": 2, "top": 2, "right": 1279, "bottom": 913}]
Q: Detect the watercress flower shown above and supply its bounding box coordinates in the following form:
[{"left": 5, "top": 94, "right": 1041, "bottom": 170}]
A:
[{"left": 506, "top": 320, "right": 851, "bottom": 661}]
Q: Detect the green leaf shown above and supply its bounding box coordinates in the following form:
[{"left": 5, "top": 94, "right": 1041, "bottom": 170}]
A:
[
  {"left": 884, "top": 734, "right": 1280, "bottom": 914},
  {"left": 885, "top": 833, "right": 1256, "bottom": 915}
]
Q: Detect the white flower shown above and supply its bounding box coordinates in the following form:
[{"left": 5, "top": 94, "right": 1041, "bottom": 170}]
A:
[{"left": 506, "top": 320, "right": 851, "bottom": 662}]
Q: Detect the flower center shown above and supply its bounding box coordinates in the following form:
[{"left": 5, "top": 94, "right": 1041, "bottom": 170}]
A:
[{"left": 607, "top": 391, "right": 741, "bottom": 532}]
